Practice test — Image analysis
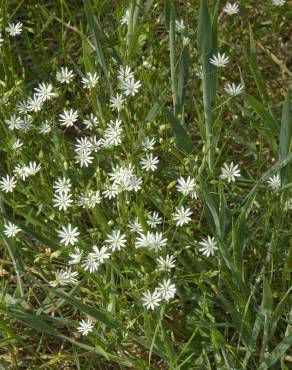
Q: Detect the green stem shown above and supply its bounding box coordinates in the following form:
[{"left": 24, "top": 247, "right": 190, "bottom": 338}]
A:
[{"left": 169, "top": 0, "right": 177, "bottom": 114}]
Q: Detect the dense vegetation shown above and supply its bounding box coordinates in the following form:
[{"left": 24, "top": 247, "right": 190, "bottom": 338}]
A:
[{"left": 0, "top": 0, "right": 292, "bottom": 369}]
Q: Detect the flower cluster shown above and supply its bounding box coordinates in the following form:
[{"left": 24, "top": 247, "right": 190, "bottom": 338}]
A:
[{"left": 1, "top": 2, "right": 289, "bottom": 351}]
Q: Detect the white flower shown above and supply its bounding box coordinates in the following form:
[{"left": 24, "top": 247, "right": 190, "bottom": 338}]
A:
[
  {"left": 117, "top": 65, "right": 134, "bottom": 81},
  {"left": 81, "top": 72, "right": 99, "bottom": 89},
  {"left": 142, "top": 137, "right": 156, "bottom": 151},
  {"left": 151, "top": 232, "right": 167, "bottom": 252},
  {"left": 135, "top": 231, "right": 167, "bottom": 251},
  {"left": 59, "top": 109, "right": 78, "bottom": 127},
  {"left": 53, "top": 191, "right": 73, "bottom": 211},
  {"left": 56, "top": 67, "right": 74, "bottom": 84},
  {"left": 39, "top": 121, "right": 52, "bottom": 134},
  {"left": 0, "top": 175, "right": 17, "bottom": 193},
  {"left": 4, "top": 222, "right": 21, "bottom": 238},
  {"left": 5, "top": 114, "right": 22, "bottom": 131},
  {"left": 26, "top": 95, "right": 44, "bottom": 112},
  {"left": 13, "top": 162, "right": 41, "bottom": 180},
  {"left": 128, "top": 218, "right": 143, "bottom": 233},
  {"left": 157, "top": 255, "right": 176, "bottom": 271},
  {"left": 69, "top": 247, "right": 83, "bottom": 265},
  {"left": 102, "top": 184, "right": 119, "bottom": 199},
  {"left": 77, "top": 319, "right": 94, "bottom": 336},
  {"left": 17, "top": 100, "right": 29, "bottom": 114},
  {"left": 220, "top": 162, "right": 241, "bottom": 183},
  {"left": 5, "top": 22, "right": 23, "bottom": 36},
  {"left": 92, "top": 245, "right": 111, "bottom": 264},
  {"left": 105, "top": 230, "right": 127, "bottom": 251},
  {"left": 175, "top": 19, "right": 185, "bottom": 33},
  {"left": 34, "top": 82, "right": 58, "bottom": 102},
  {"left": 267, "top": 174, "right": 281, "bottom": 190},
  {"left": 183, "top": 36, "right": 190, "bottom": 46},
  {"left": 135, "top": 232, "right": 153, "bottom": 249},
  {"left": 16, "top": 118, "right": 32, "bottom": 132},
  {"left": 27, "top": 162, "right": 41, "bottom": 175},
  {"left": 120, "top": 9, "right": 130, "bottom": 25},
  {"left": 11, "top": 139, "right": 23, "bottom": 151},
  {"left": 224, "top": 83, "right": 244, "bottom": 96},
  {"left": 82, "top": 253, "right": 100, "bottom": 273},
  {"left": 14, "top": 165, "right": 29, "bottom": 180},
  {"left": 87, "top": 190, "right": 102, "bottom": 207},
  {"left": 128, "top": 175, "right": 142, "bottom": 192},
  {"left": 120, "top": 76, "right": 141, "bottom": 96},
  {"left": 53, "top": 177, "right": 71, "bottom": 194},
  {"left": 108, "top": 164, "right": 137, "bottom": 191},
  {"left": 198, "top": 236, "right": 218, "bottom": 257},
  {"left": 147, "top": 211, "right": 162, "bottom": 228},
  {"left": 74, "top": 149, "right": 94, "bottom": 168},
  {"left": 140, "top": 153, "right": 159, "bottom": 172},
  {"left": 83, "top": 113, "right": 99, "bottom": 130},
  {"left": 78, "top": 191, "right": 101, "bottom": 209},
  {"left": 223, "top": 2, "right": 239, "bottom": 14},
  {"left": 195, "top": 65, "right": 203, "bottom": 79},
  {"left": 74, "top": 137, "right": 93, "bottom": 152},
  {"left": 176, "top": 176, "right": 198, "bottom": 198},
  {"left": 155, "top": 279, "right": 176, "bottom": 302},
  {"left": 19, "top": 117, "right": 33, "bottom": 132},
  {"left": 272, "top": 0, "right": 286, "bottom": 5},
  {"left": 110, "top": 93, "right": 124, "bottom": 112},
  {"left": 90, "top": 136, "right": 103, "bottom": 152},
  {"left": 142, "top": 290, "right": 161, "bottom": 310},
  {"left": 57, "top": 223, "right": 80, "bottom": 246},
  {"left": 103, "top": 119, "right": 123, "bottom": 147},
  {"left": 173, "top": 206, "right": 192, "bottom": 226},
  {"left": 209, "top": 52, "right": 229, "bottom": 68},
  {"left": 82, "top": 246, "right": 110, "bottom": 273},
  {"left": 50, "top": 268, "right": 78, "bottom": 287}
]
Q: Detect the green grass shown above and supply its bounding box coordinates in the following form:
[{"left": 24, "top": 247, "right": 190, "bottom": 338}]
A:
[{"left": 0, "top": 0, "right": 292, "bottom": 369}]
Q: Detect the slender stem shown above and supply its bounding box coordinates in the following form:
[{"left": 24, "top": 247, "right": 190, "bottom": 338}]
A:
[
  {"left": 169, "top": 0, "right": 177, "bottom": 114},
  {"left": 202, "top": 53, "right": 215, "bottom": 169}
]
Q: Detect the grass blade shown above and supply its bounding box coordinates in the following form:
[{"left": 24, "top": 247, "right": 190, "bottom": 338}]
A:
[
  {"left": 84, "top": 0, "right": 112, "bottom": 92},
  {"left": 163, "top": 106, "right": 193, "bottom": 153},
  {"left": 165, "top": 0, "right": 178, "bottom": 113},
  {"left": 258, "top": 334, "right": 292, "bottom": 370},
  {"left": 197, "top": 0, "right": 217, "bottom": 169},
  {"left": 52, "top": 289, "right": 167, "bottom": 360},
  {"left": 279, "top": 91, "right": 291, "bottom": 185}
]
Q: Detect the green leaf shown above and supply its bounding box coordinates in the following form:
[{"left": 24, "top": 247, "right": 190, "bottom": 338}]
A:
[
  {"left": 258, "top": 334, "right": 292, "bottom": 370},
  {"left": 248, "top": 25, "right": 270, "bottom": 104},
  {"left": 177, "top": 45, "right": 189, "bottom": 114},
  {"left": 166, "top": 0, "right": 178, "bottom": 112},
  {"left": 0, "top": 212, "right": 59, "bottom": 250},
  {"left": 245, "top": 93, "right": 278, "bottom": 135},
  {"left": 261, "top": 279, "right": 273, "bottom": 314},
  {"left": 144, "top": 100, "right": 163, "bottom": 124},
  {"left": 279, "top": 91, "right": 291, "bottom": 185},
  {"left": 269, "top": 287, "right": 292, "bottom": 340},
  {"left": 211, "top": 327, "right": 226, "bottom": 348},
  {"left": 197, "top": 0, "right": 212, "bottom": 54},
  {"left": 211, "top": 0, "right": 220, "bottom": 51},
  {"left": 52, "top": 289, "right": 167, "bottom": 360},
  {"left": 199, "top": 177, "right": 221, "bottom": 238},
  {"left": 163, "top": 106, "right": 193, "bottom": 154},
  {"left": 4, "top": 307, "right": 129, "bottom": 363},
  {"left": 197, "top": 0, "right": 217, "bottom": 169},
  {"left": 128, "top": 0, "right": 155, "bottom": 58},
  {"left": 84, "top": 0, "right": 112, "bottom": 92}
]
